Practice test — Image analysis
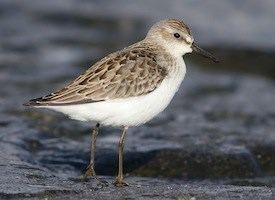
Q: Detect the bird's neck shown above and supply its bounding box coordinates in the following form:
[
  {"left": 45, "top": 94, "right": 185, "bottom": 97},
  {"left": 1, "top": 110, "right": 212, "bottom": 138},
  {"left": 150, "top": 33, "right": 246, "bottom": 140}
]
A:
[{"left": 129, "top": 39, "right": 186, "bottom": 75}]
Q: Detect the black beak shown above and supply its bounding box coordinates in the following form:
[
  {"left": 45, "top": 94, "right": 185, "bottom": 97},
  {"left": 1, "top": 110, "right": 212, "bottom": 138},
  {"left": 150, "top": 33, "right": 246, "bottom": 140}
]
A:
[{"left": 191, "top": 42, "right": 219, "bottom": 63}]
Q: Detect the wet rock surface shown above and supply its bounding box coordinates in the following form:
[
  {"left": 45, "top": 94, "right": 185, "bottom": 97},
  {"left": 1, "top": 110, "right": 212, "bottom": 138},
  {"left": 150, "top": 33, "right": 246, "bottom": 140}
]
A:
[{"left": 0, "top": 0, "right": 275, "bottom": 199}]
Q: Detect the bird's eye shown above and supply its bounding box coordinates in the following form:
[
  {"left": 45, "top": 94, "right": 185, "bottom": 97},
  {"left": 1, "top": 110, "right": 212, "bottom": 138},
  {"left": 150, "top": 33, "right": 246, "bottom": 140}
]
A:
[{"left": 174, "top": 33, "right": 180, "bottom": 38}]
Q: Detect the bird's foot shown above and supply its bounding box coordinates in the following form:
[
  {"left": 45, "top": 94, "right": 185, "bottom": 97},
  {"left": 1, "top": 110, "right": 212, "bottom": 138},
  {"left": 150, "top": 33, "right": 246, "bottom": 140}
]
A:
[
  {"left": 83, "top": 163, "right": 96, "bottom": 178},
  {"left": 81, "top": 164, "right": 108, "bottom": 187},
  {"left": 113, "top": 178, "right": 129, "bottom": 187}
]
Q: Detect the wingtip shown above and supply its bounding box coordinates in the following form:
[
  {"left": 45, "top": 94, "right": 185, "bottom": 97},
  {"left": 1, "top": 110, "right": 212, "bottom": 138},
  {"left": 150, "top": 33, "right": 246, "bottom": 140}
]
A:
[
  {"left": 23, "top": 101, "right": 34, "bottom": 107},
  {"left": 23, "top": 102, "right": 30, "bottom": 106},
  {"left": 23, "top": 99, "right": 39, "bottom": 107}
]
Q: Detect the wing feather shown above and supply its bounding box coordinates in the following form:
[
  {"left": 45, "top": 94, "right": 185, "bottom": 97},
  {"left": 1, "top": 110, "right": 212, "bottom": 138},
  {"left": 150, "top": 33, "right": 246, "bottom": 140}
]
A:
[{"left": 25, "top": 47, "right": 167, "bottom": 106}]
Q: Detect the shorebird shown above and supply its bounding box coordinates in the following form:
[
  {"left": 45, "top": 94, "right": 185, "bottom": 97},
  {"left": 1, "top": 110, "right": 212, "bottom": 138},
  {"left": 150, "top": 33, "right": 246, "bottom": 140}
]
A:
[{"left": 24, "top": 19, "right": 217, "bottom": 186}]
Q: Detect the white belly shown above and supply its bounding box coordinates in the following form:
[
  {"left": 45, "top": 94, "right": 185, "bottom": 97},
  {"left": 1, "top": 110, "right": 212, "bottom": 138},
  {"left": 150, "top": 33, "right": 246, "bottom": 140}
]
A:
[{"left": 40, "top": 62, "right": 186, "bottom": 127}]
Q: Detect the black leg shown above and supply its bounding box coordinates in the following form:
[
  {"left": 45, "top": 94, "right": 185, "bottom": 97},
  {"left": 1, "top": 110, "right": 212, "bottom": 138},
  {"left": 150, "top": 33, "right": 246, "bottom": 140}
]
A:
[
  {"left": 84, "top": 123, "right": 100, "bottom": 178},
  {"left": 114, "top": 126, "right": 129, "bottom": 187}
]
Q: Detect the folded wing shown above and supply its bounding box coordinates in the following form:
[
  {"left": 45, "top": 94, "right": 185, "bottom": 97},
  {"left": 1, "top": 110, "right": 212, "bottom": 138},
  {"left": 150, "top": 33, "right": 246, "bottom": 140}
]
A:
[{"left": 25, "top": 48, "right": 167, "bottom": 106}]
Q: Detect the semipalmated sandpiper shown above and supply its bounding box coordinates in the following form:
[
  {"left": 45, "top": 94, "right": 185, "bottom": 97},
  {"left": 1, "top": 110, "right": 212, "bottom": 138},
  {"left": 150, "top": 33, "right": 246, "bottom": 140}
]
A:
[{"left": 24, "top": 19, "right": 218, "bottom": 186}]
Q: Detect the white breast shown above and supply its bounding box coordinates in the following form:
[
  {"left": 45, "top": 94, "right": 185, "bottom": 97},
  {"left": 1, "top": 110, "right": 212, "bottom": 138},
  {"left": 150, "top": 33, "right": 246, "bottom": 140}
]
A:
[{"left": 41, "top": 59, "right": 186, "bottom": 127}]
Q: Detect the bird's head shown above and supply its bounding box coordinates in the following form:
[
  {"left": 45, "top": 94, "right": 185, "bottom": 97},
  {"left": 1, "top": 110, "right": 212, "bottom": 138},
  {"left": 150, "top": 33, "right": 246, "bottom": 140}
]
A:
[{"left": 146, "top": 19, "right": 218, "bottom": 62}]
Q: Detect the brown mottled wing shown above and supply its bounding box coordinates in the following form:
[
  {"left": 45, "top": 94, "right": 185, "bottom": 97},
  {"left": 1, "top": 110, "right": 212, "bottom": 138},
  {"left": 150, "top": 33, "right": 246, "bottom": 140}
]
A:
[{"left": 25, "top": 49, "right": 167, "bottom": 106}]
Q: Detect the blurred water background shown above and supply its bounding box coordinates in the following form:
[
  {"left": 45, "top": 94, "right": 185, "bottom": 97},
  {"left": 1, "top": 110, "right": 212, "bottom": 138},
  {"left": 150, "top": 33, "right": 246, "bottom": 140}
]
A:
[{"left": 0, "top": 0, "right": 275, "bottom": 199}]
